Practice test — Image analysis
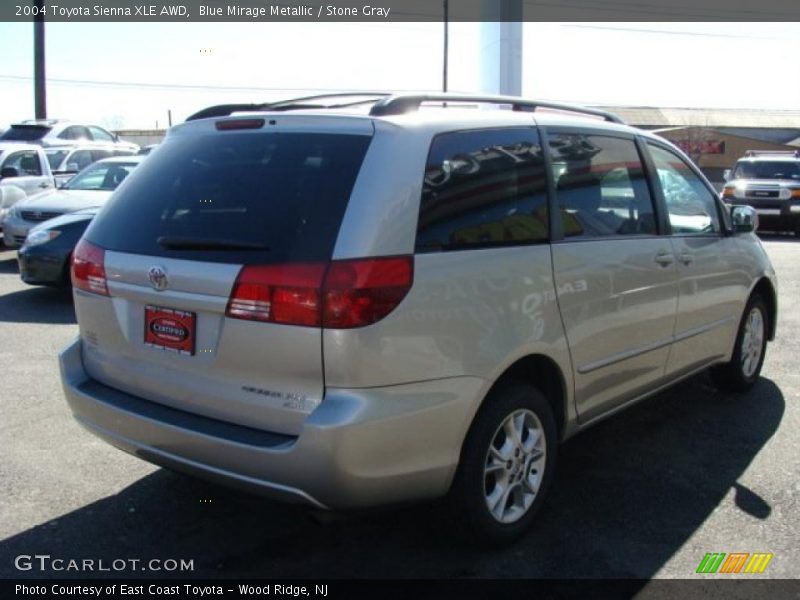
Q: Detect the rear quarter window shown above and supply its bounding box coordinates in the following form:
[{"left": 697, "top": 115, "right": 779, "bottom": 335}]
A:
[
  {"left": 416, "top": 127, "right": 549, "bottom": 252},
  {"left": 85, "top": 131, "right": 371, "bottom": 265}
]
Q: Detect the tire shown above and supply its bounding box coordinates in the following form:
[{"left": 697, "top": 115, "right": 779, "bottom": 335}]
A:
[
  {"left": 710, "top": 294, "right": 768, "bottom": 393},
  {"left": 448, "top": 383, "right": 557, "bottom": 546}
]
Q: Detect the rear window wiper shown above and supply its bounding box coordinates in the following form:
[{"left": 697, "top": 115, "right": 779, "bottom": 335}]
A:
[{"left": 157, "top": 236, "right": 271, "bottom": 251}]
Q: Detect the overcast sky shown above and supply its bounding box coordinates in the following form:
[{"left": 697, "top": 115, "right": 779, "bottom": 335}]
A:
[{"left": 1, "top": 22, "right": 799, "bottom": 129}]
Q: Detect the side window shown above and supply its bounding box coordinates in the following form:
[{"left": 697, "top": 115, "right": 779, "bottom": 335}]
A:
[
  {"left": 2, "top": 151, "right": 42, "bottom": 176},
  {"left": 89, "top": 126, "right": 115, "bottom": 142},
  {"left": 58, "top": 126, "right": 91, "bottom": 141},
  {"left": 416, "top": 128, "right": 548, "bottom": 252},
  {"left": 549, "top": 133, "right": 656, "bottom": 239},
  {"left": 647, "top": 143, "right": 720, "bottom": 235},
  {"left": 67, "top": 150, "right": 95, "bottom": 171},
  {"left": 90, "top": 149, "right": 113, "bottom": 162}
]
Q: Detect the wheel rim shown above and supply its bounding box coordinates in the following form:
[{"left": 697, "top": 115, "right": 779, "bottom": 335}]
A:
[
  {"left": 740, "top": 307, "right": 765, "bottom": 379},
  {"left": 483, "top": 409, "right": 546, "bottom": 524}
]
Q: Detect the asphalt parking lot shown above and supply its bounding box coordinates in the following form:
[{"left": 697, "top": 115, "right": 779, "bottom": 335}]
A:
[{"left": 0, "top": 236, "right": 798, "bottom": 581}]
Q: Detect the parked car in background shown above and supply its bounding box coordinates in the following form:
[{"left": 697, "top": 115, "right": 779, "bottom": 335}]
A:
[
  {"left": 0, "top": 119, "right": 139, "bottom": 153},
  {"left": 722, "top": 150, "right": 800, "bottom": 236},
  {"left": 0, "top": 143, "right": 55, "bottom": 230},
  {"left": 59, "top": 93, "right": 777, "bottom": 545},
  {"left": 2, "top": 156, "right": 142, "bottom": 248},
  {"left": 18, "top": 208, "right": 98, "bottom": 287},
  {"left": 137, "top": 144, "right": 159, "bottom": 156},
  {"left": 46, "top": 144, "right": 138, "bottom": 187}
]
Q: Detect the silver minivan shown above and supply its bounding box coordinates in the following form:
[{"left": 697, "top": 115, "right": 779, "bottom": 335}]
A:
[{"left": 59, "top": 94, "right": 777, "bottom": 545}]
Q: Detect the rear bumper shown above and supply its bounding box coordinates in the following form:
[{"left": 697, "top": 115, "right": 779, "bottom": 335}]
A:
[{"left": 59, "top": 337, "right": 484, "bottom": 509}]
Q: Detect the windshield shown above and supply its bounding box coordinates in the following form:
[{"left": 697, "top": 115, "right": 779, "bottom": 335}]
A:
[
  {"left": 733, "top": 160, "right": 800, "bottom": 181},
  {"left": 64, "top": 162, "right": 138, "bottom": 191},
  {"left": 45, "top": 149, "right": 69, "bottom": 170},
  {"left": 0, "top": 125, "right": 51, "bottom": 142}
]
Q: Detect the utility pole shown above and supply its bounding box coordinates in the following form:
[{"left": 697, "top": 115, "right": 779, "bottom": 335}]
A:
[
  {"left": 33, "top": 0, "right": 46, "bottom": 119},
  {"left": 479, "top": 0, "right": 523, "bottom": 97},
  {"left": 442, "top": 0, "right": 449, "bottom": 93}
]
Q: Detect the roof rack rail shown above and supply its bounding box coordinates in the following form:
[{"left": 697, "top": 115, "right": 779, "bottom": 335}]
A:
[
  {"left": 267, "top": 92, "right": 392, "bottom": 109},
  {"left": 744, "top": 149, "right": 800, "bottom": 158},
  {"left": 368, "top": 93, "right": 625, "bottom": 124},
  {"left": 185, "top": 92, "right": 625, "bottom": 125},
  {"left": 186, "top": 93, "right": 393, "bottom": 122}
]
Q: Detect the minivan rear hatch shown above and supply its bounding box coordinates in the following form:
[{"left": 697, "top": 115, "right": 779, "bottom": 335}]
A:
[{"left": 76, "top": 116, "right": 373, "bottom": 435}]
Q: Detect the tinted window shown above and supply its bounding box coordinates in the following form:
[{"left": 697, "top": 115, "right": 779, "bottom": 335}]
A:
[
  {"left": 45, "top": 148, "right": 69, "bottom": 170},
  {"left": 65, "top": 162, "right": 138, "bottom": 191},
  {"left": 416, "top": 128, "right": 548, "bottom": 252},
  {"left": 550, "top": 133, "right": 656, "bottom": 239},
  {"left": 1, "top": 125, "right": 50, "bottom": 141},
  {"left": 59, "top": 126, "right": 91, "bottom": 141},
  {"left": 91, "top": 149, "right": 114, "bottom": 162},
  {"left": 2, "top": 151, "right": 42, "bottom": 176},
  {"left": 89, "top": 126, "right": 115, "bottom": 142},
  {"left": 67, "top": 150, "right": 96, "bottom": 171},
  {"left": 86, "top": 132, "right": 371, "bottom": 265},
  {"left": 648, "top": 143, "right": 720, "bottom": 235},
  {"left": 732, "top": 160, "right": 800, "bottom": 181}
]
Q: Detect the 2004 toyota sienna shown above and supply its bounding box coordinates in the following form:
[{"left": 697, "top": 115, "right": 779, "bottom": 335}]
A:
[{"left": 59, "top": 93, "right": 778, "bottom": 545}]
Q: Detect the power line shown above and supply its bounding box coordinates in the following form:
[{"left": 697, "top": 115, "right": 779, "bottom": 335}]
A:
[
  {"left": 0, "top": 75, "right": 430, "bottom": 93},
  {"left": 562, "top": 24, "right": 797, "bottom": 41}
]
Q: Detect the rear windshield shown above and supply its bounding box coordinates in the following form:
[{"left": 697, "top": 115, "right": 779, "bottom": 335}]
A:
[
  {"left": 85, "top": 131, "right": 371, "bottom": 264},
  {"left": 733, "top": 160, "right": 800, "bottom": 180},
  {"left": 0, "top": 125, "right": 51, "bottom": 141}
]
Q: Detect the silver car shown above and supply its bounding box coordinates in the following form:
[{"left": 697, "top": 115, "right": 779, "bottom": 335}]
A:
[
  {"left": 3, "top": 156, "right": 142, "bottom": 248},
  {"left": 1, "top": 119, "right": 139, "bottom": 153},
  {"left": 45, "top": 144, "right": 138, "bottom": 187},
  {"left": 59, "top": 93, "right": 777, "bottom": 545}
]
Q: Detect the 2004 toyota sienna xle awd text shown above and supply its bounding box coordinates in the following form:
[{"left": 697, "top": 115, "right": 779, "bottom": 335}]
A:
[{"left": 59, "top": 93, "right": 777, "bottom": 545}]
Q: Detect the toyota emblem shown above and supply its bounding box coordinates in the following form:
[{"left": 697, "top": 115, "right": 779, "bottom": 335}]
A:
[{"left": 147, "top": 266, "right": 169, "bottom": 291}]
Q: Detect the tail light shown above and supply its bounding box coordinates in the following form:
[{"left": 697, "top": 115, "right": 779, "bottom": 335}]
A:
[
  {"left": 226, "top": 263, "right": 326, "bottom": 326},
  {"left": 226, "top": 256, "right": 413, "bottom": 329},
  {"left": 71, "top": 239, "right": 108, "bottom": 296},
  {"left": 322, "top": 257, "right": 413, "bottom": 328}
]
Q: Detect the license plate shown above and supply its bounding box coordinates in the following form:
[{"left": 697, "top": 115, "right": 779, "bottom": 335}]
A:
[{"left": 144, "top": 305, "right": 196, "bottom": 355}]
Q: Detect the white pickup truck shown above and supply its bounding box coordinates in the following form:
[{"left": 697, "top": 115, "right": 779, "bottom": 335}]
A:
[{"left": 0, "top": 143, "right": 55, "bottom": 233}]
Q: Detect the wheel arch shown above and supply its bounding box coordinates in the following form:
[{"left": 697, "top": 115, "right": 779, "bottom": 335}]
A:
[
  {"left": 479, "top": 354, "right": 569, "bottom": 441},
  {"left": 751, "top": 277, "right": 777, "bottom": 341}
]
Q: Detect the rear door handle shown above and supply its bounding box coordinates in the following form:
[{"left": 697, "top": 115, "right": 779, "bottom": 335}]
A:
[
  {"left": 654, "top": 251, "right": 674, "bottom": 267},
  {"left": 678, "top": 252, "right": 694, "bottom": 265},
  {"left": 38, "top": 182, "right": 50, "bottom": 188}
]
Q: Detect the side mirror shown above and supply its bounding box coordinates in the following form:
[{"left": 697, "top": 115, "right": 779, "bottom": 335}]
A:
[
  {"left": 723, "top": 169, "right": 732, "bottom": 182},
  {"left": 66, "top": 162, "right": 80, "bottom": 172},
  {"left": 731, "top": 205, "right": 758, "bottom": 233},
  {"left": 0, "top": 166, "right": 19, "bottom": 179}
]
